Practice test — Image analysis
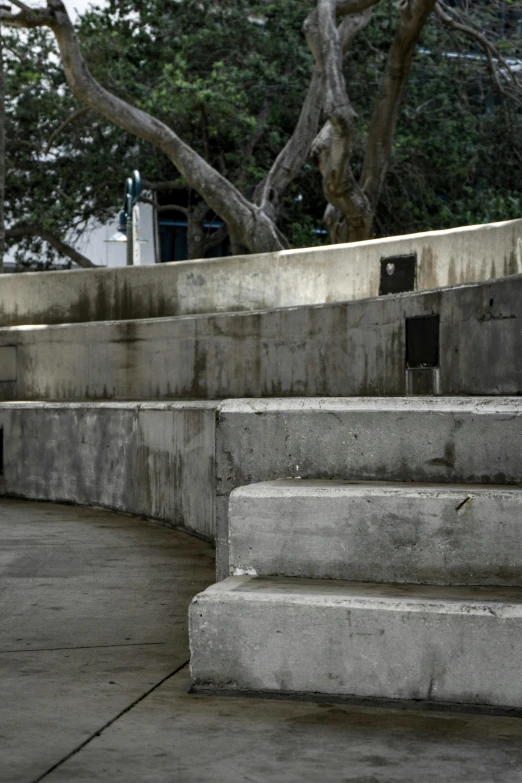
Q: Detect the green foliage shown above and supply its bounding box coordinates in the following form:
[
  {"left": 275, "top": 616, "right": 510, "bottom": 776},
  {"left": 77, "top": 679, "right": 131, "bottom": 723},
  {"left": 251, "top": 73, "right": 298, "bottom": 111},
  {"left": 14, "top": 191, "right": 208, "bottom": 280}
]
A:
[
  {"left": 344, "top": 2, "right": 522, "bottom": 237},
  {"left": 3, "top": 0, "right": 522, "bottom": 267},
  {"left": 4, "top": 27, "right": 142, "bottom": 267}
]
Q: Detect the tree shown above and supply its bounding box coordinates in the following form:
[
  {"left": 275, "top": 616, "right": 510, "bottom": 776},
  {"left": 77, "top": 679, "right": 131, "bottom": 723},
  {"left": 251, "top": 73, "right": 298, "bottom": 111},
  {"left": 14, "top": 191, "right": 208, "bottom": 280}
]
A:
[
  {"left": 2, "top": 25, "right": 145, "bottom": 268},
  {"left": 76, "top": 0, "right": 318, "bottom": 258},
  {"left": 0, "top": 0, "right": 520, "bottom": 262}
]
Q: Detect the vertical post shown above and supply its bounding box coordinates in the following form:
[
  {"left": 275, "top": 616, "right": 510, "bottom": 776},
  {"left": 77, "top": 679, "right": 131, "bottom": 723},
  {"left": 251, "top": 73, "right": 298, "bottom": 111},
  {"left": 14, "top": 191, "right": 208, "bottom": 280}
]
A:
[
  {"left": 126, "top": 191, "right": 133, "bottom": 266},
  {"left": 0, "top": 21, "right": 5, "bottom": 274},
  {"left": 132, "top": 203, "right": 141, "bottom": 265}
]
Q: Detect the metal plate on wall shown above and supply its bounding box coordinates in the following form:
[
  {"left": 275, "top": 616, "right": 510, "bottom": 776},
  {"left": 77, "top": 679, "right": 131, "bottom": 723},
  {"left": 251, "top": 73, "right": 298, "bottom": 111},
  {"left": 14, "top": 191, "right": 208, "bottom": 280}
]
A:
[{"left": 379, "top": 254, "right": 417, "bottom": 295}]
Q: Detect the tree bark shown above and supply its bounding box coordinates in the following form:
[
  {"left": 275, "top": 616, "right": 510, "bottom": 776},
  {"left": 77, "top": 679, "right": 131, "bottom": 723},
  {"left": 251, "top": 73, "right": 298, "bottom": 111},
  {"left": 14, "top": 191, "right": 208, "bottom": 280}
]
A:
[
  {"left": 306, "top": 1, "right": 376, "bottom": 242},
  {"left": 254, "top": 66, "right": 324, "bottom": 222},
  {"left": 307, "top": 0, "right": 436, "bottom": 243},
  {"left": 361, "top": 0, "right": 437, "bottom": 210}
]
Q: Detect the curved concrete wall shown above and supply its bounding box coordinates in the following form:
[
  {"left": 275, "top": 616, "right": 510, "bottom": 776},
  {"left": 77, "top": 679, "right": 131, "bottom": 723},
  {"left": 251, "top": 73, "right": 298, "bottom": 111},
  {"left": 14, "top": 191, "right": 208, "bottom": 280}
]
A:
[
  {"left": 0, "top": 219, "right": 520, "bottom": 327},
  {"left": 1, "top": 274, "right": 521, "bottom": 401},
  {"left": 1, "top": 398, "right": 521, "bottom": 562},
  {"left": 0, "top": 402, "right": 217, "bottom": 540}
]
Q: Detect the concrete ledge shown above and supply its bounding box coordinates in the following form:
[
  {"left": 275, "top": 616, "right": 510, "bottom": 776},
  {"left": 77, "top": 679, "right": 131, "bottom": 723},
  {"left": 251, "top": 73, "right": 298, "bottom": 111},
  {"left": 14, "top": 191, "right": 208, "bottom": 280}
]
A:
[
  {"left": 0, "top": 401, "right": 217, "bottom": 541},
  {"left": 0, "top": 219, "right": 520, "bottom": 327},
  {"left": 228, "top": 480, "right": 522, "bottom": 586},
  {"left": 189, "top": 575, "right": 522, "bottom": 708},
  {"left": 1, "top": 274, "right": 521, "bottom": 401}
]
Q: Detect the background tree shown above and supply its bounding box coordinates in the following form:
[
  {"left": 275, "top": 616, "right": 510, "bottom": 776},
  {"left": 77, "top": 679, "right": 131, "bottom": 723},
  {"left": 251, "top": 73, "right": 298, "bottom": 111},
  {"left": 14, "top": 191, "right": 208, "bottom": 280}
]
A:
[{"left": 0, "top": 0, "right": 521, "bottom": 267}]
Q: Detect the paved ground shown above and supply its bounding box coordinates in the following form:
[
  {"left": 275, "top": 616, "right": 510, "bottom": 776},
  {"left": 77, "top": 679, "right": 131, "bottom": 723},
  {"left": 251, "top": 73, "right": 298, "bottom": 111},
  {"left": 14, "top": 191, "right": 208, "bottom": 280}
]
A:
[{"left": 2, "top": 498, "right": 522, "bottom": 783}]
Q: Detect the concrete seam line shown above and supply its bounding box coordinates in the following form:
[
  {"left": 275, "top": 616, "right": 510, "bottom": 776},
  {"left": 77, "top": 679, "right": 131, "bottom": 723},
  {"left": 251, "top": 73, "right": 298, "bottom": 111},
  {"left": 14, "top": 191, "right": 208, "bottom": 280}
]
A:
[
  {"left": 30, "top": 659, "right": 190, "bottom": 783},
  {"left": 0, "top": 642, "right": 166, "bottom": 654}
]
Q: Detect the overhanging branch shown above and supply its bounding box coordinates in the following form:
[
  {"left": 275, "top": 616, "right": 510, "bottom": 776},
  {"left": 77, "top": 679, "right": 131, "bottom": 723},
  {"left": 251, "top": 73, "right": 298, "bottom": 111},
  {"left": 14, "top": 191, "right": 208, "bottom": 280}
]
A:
[{"left": 6, "top": 224, "right": 97, "bottom": 267}]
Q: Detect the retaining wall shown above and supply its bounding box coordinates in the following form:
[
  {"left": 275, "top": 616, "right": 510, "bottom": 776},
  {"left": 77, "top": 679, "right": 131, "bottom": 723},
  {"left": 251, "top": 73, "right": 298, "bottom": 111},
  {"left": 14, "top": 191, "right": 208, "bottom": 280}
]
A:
[
  {"left": 0, "top": 219, "right": 520, "bottom": 326},
  {"left": 1, "top": 274, "right": 520, "bottom": 401},
  {"left": 0, "top": 402, "right": 217, "bottom": 540},
  {"left": 1, "top": 398, "right": 521, "bottom": 570}
]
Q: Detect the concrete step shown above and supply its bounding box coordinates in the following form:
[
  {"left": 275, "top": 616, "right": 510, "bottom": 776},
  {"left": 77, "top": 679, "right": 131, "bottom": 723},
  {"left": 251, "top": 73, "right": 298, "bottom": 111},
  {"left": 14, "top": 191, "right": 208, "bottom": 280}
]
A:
[
  {"left": 189, "top": 576, "right": 522, "bottom": 708},
  {"left": 228, "top": 480, "right": 522, "bottom": 586},
  {"left": 216, "top": 397, "right": 522, "bottom": 578}
]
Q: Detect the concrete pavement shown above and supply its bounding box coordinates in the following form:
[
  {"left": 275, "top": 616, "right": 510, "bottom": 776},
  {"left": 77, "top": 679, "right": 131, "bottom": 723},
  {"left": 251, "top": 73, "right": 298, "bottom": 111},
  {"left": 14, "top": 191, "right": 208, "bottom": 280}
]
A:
[{"left": 2, "top": 498, "right": 522, "bottom": 782}]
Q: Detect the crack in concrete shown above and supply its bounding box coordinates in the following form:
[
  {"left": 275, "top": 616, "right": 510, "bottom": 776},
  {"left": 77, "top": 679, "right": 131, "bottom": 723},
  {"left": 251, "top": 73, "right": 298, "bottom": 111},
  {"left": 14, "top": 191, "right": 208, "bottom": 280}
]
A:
[
  {"left": 30, "top": 660, "right": 190, "bottom": 783},
  {"left": 0, "top": 642, "right": 166, "bottom": 654}
]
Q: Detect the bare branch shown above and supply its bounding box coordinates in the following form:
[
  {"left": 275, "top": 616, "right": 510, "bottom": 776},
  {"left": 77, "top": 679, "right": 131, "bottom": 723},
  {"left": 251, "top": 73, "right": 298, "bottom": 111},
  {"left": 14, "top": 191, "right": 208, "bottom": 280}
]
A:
[
  {"left": 361, "top": 0, "right": 436, "bottom": 210},
  {"left": 255, "top": 67, "right": 323, "bottom": 220},
  {"left": 7, "top": 223, "right": 97, "bottom": 267},
  {"left": 44, "top": 106, "right": 90, "bottom": 153},
  {"left": 7, "top": 0, "right": 37, "bottom": 12},
  {"left": 140, "top": 196, "right": 188, "bottom": 216},
  {"left": 0, "top": 2, "right": 52, "bottom": 28},
  {"left": 142, "top": 179, "right": 185, "bottom": 192},
  {"left": 435, "top": 1, "right": 522, "bottom": 107}
]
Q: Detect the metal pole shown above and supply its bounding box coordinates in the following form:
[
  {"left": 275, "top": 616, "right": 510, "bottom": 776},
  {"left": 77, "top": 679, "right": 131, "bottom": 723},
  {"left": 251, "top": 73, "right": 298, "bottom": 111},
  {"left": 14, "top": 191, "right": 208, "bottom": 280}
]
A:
[{"left": 125, "top": 188, "right": 133, "bottom": 266}]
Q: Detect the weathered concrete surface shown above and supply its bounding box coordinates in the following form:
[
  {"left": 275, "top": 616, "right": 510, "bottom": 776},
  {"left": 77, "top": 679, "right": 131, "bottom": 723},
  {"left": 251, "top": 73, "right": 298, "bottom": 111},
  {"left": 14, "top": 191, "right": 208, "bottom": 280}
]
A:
[
  {"left": 228, "top": 480, "right": 522, "bottom": 586},
  {"left": 41, "top": 667, "right": 522, "bottom": 783},
  {"left": 1, "top": 218, "right": 520, "bottom": 327},
  {"left": 2, "top": 397, "right": 520, "bottom": 560},
  {"left": 0, "top": 498, "right": 215, "bottom": 783},
  {"left": 5, "top": 499, "right": 522, "bottom": 783},
  {"left": 0, "top": 401, "right": 217, "bottom": 540},
  {"left": 190, "top": 575, "right": 522, "bottom": 708},
  {"left": 216, "top": 397, "right": 522, "bottom": 578},
  {"left": 0, "top": 273, "right": 521, "bottom": 401},
  {"left": 0, "top": 345, "right": 16, "bottom": 381}
]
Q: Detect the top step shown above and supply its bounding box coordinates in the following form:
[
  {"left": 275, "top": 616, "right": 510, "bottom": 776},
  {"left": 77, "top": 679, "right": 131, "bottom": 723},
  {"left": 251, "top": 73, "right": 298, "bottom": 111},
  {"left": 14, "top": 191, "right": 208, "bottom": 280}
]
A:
[
  {"left": 228, "top": 480, "right": 522, "bottom": 586},
  {"left": 0, "top": 219, "right": 520, "bottom": 327}
]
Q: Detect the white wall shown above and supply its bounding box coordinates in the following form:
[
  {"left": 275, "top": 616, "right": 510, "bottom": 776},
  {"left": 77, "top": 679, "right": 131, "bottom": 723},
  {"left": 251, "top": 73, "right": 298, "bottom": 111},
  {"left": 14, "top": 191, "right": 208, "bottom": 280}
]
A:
[{"left": 75, "top": 203, "right": 157, "bottom": 268}]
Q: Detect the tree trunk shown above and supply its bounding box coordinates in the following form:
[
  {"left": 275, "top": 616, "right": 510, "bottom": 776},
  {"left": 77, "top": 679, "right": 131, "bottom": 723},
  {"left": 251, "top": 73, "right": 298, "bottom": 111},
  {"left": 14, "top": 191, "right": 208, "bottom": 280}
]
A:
[{"left": 186, "top": 200, "right": 210, "bottom": 260}]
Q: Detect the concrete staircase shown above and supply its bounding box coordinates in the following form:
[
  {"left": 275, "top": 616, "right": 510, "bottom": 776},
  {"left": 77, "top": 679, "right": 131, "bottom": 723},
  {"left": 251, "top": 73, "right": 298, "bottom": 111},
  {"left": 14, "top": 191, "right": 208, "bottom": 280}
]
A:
[
  {"left": 190, "top": 471, "right": 522, "bottom": 708},
  {"left": 1, "top": 221, "right": 521, "bottom": 711}
]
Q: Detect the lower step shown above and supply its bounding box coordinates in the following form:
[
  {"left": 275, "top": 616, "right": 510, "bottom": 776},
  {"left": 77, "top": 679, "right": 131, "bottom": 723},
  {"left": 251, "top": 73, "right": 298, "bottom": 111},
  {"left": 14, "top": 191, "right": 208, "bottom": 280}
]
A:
[
  {"left": 190, "top": 576, "right": 522, "bottom": 708},
  {"left": 228, "top": 480, "right": 522, "bottom": 585}
]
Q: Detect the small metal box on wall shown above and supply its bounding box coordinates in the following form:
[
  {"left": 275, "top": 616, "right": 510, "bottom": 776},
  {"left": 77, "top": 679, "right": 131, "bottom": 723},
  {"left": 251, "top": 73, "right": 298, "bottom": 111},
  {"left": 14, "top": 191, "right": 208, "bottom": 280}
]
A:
[{"left": 379, "top": 254, "right": 417, "bottom": 296}]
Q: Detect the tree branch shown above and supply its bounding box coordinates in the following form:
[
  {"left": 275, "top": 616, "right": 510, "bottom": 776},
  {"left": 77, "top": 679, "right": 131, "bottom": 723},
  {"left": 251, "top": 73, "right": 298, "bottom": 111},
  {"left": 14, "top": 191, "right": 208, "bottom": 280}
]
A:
[
  {"left": 0, "top": 3, "right": 53, "bottom": 29},
  {"left": 6, "top": 224, "right": 97, "bottom": 267},
  {"left": 203, "top": 222, "right": 229, "bottom": 255},
  {"left": 255, "top": 67, "right": 323, "bottom": 220},
  {"left": 435, "top": 1, "right": 522, "bottom": 108},
  {"left": 361, "top": 0, "right": 437, "bottom": 210},
  {"left": 1, "top": 0, "right": 285, "bottom": 254},
  {"left": 307, "top": 0, "right": 375, "bottom": 240},
  {"left": 44, "top": 105, "right": 91, "bottom": 153},
  {"left": 140, "top": 196, "right": 189, "bottom": 216}
]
